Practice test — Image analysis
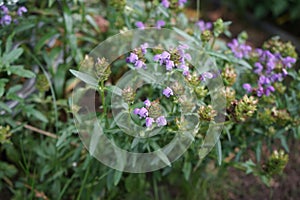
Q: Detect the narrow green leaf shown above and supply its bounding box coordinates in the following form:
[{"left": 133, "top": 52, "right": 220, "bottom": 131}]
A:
[
  {"left": 3, "top": 48, "right": 23, "bottom": 65},
  {"left": 216, "top": 139, "right": 222, "bottom": 166},
  {"left": 69, "top": 69, "right": 98, "bottom": 87},
  {"left": 113, "top": 170, "right": 122, "bottom": 186},
  {"left": 10, "top": 66, "right": 36, "bottom": 78}
]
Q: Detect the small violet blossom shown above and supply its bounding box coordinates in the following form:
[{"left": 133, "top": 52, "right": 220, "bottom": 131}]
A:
[
  {"left": 243, "top": 83, "right": 252, "bottom": 93},
  {"left": 135, "top": 21, "right": 145, "bottom": 29},
  {"left": 228, "top": 39, "right": 252, "bottom": 59},
  {"left": 161, "top": 0, "right": 170, "bottom": 8},
  {"left": 145, "top": 117, "right": 155, "bottom": 127},
  {"left": 156, "top": 20, "right": 165, "bottom": 29},
  {"left": 156, "top": 116, "right": 167, "bottom": 127},
  {"left": 163, "top": 87, "right": 173, "bottom": 98},
  {"left": 144, "top": 99, "right": 151, "bottom": 107},
  {"left": 196, "top": 20, "right": 212, "bottom": 32},
  {"left": 178, "top": 0, "right": 187, "bottom": 7},
  {"left": 17, "top": 6, "right": 27, "bottom": 16},
  {"left": 140, "top": 43, "right": 148, "bottom": 54}
]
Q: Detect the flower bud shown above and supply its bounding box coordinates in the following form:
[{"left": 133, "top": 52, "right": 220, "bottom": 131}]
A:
[
  {"left": 201, "top": 30, "right": 212, "bottom": 43},
  {"left": 36, "top": 74, "right": 50, "bottom": 93},
  {"left": 80, "top": 55, "right": 94, "bottom": 70},
  {"left": 222, "top": 65, "right": 237, "bottom": 86},
  {"left": 264, "top": 150, "right": 288, "bottom": 176},
  {"left": 0, "top": 125, "right": 11, "bottom": 144},
  {"left": 148, "top": 100, "right": 162, "bottom": 119},
  {"left": 122, "top": 87, "right": 135, "bottom": 104},
  {"left": 194, "top": 85, "right": 208, "bottom": 99},
  {"left": 198, "top": 105, "right": 217, "bottom": 121},
  {"left": 95, "top": 57, "right": 111, "bottom": 82},
  {"left": 229, "top": 95, "right": 258, "bottom": 122}
]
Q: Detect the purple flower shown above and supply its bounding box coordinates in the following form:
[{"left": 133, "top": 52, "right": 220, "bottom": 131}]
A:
[
  {"left": 1, "top": 15, "right": 11, "bottom": 25},
  {"left": 126, "top": 53, "right": 138, "bottom": 63},
  {"left": 156, "top": 116, "right": 167, "bottom": 127},
  {"left": 178, "top": 0, "right": 187, "bottom": 7},
  {"left": 153, "top": 54, "right": 161, "bottom": 62},
  {"left": 200, "top": 72, "right": 213, "bottom": 82},
  {"left": 140, "top": 43, "right": 148, "bottom": 54},
  {"left": 254, "top": 62, "right": 263, "bottom": 74},
  {"left": 133, "top": 108, "right": 140, "bottom": 115},
  {"left": 156, "top": 20, "right": 165, "bottom": 29},
  {"left": 257, "top": 86, "right": 264, "bottom": 97},
  {"left": 17, "top": 6, "right": 27, "bottom": 16},
  {"left": 243, "top": 83, "right": 252, "bottom": 93},
  {"left": 265, "top": 85, "right": 275, "bottom": 96},
  {"left": 138, "top": 107, "right": 148, "bottom": 118},
  {"left": 165, "top": 60, "right": 174, "bottom": 71},
  {"left": 145, "top": 117, "right": 154, "bottom": 127},
  {"left": 144, "top": 99, "right": 151, "bottom": 107},
  {"left": 282, "top": 56, "right": 296, "bottom": 68},
  {"left": 196, "top": 20, "right": 212, "bottom": 32},
  {"left": 228, "top": 39, "right": 252, "bottom": 59},
  {"left": 179, "top": 64, "right": 189, "bottom": 76},
  {"left": 0, "top": 5, "right": 9, "bottom": 14},
  {"left": 135, "top": 21, "right": 145, "bottom": 29},
  {"left": 258, "top": 75, "right": 270, "bottom": 85},
  {"left": 161, "top": 51, "right": 171, "bottom": 60},
  {"left": 135, "top": 60, "right": 147, "bottom": 69},
  {"left": 270, "top": 73, "right": 282, "bottom": 82},
  {"left": 163, "top": 87, "right": 173, "bottom": 98},
  {"left": 161, "top": 0, "right": 170, "bottom": 8}
]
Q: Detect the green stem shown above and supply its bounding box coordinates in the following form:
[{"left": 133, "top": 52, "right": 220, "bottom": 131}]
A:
[
  {"left": 210, "top": 37, "right": 216, "bottom": 50},
  {"left": 100, "top": 81, "right": 107, "bottom": 127}
]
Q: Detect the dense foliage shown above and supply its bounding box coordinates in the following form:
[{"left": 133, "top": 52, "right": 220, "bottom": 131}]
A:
[{"left": 0, "top": 0, "right": 299, "bottom": 199}]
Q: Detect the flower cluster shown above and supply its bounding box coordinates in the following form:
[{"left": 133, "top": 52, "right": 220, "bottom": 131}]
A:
[
  {"left": 153, "top": 44, "right": 191, "bottom": 76},
  {"left": 228, "top": 39, "right": 252, "bottom": 59},
  {"left": 161, "top": 0, "right": 187, "bottom": 8},
  {"left": 228, "top": 95, "right": 258, "bottom": 122},
  {"left": 135, "top": 20, "right": 166, "bottom": 30},
  {"left": 0, "top": 4, "right": 27, "bottom": 26},
  {"left": 133, "top": 99, "right": 167, "bottom": 128},
  {"left": 126, "top": 43, "right": 149, "bottom": 69},
  {"left": 196, "top": 20, "right": 212, "bottom": 32},
  {"left": 243, "top": 49, "right": 296, "bottom": 97}
]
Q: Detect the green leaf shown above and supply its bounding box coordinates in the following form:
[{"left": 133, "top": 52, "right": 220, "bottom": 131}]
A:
[
  {"left": 0, "top": 79, "right": 8, "bottom": 97},
  {"left": 34, "top": 30, "right": 59, "bottom": 52},
  {"left": 5, "top": 33, "right": 14, "bottom": 54},
  {"left": 28, "top": 109, "right": 49, "bottom": 123},
  {"left": 3, "top": 48, "right": 23, "bottom": 65},
  {"left": 207, "top": 51, "right": 252, "bottom": 69},
  {"left": 9, "top": 66, "right": 36, "bottom": 78},
  {"left": 69, "top": 69, "right": 98, "bottom": 87},
  {"left": 113, "top": 170, "right": 123, "bottom": 186},
  {"left": 216, "top": 139, "right": 222, "bottom": 166},
  {"left": 256, "top": 141, "right": 262, "bottom": 162},
  {"left": 182, "top": 161, "right": 192, "bottom": 181},
  {"left": 85, "top": 15, "right": 100, "bottom": 32},
  {"left": 0, "top": 102, "right": 12, "bottom": 113},
  {"left": 173, "top": 27, "right": 200, "bottom": 45}
]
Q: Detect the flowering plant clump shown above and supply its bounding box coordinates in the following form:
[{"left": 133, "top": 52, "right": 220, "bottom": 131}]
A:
[
  {"left": 1, "top": 0, "right": 300, "bottom": 199},
  {"left": 0, "top": 1, "right": 27, "bottom": 26}
]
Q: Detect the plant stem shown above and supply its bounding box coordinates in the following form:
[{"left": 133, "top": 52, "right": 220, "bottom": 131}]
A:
[
  {"left": 100, "top": 81, "right": 107, "bottom": 127},
  {"left": 210, "top": 37, "right": 216, "bottom": 49}
]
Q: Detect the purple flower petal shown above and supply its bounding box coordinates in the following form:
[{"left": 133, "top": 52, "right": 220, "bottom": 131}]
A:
[
  {"left": 138, "top": 107, "right": 148, "bottom": 118},
  {"left": 163, "top": 87, "right": 173, "bottom": 98},
  {"left": 135, "top": 21, "right": 145, "bottom": 29},
  {"left": 243, "top": 83, "right": 252, "bottom": 93},
  {"left": 156, "top": 116, "right": 167, "bottom": 127},
  {"left": 146, "top": 117, "right": 154, "bottom": 127},
  {"left": 144, "top": 99, "right": 151, "bottom": 107},
  {"left": 161, "top": 0, "right": 170, "bottom": 8}
]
